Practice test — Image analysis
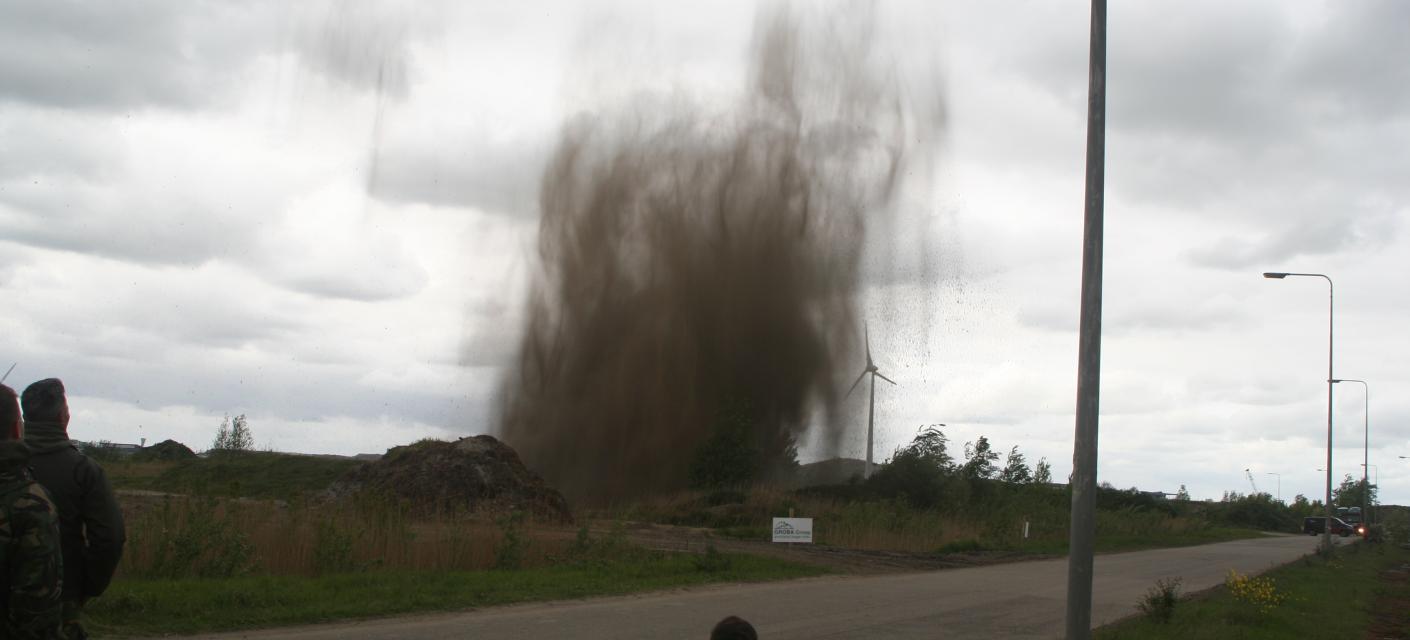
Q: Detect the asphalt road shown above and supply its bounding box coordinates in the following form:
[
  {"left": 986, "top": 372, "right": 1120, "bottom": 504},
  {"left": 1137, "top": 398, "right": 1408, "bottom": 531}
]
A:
[{"left": 185, "top": 534, "right": 1323, "bottom": 640}]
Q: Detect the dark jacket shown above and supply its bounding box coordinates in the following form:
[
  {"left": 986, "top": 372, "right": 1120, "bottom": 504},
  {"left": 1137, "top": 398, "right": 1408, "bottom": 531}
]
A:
[
  {"left": 22, "top": 425, "right": 124, "bottom": 602},
  {"left": 0, "top": 440, "right": 63, "bottom": 639}
]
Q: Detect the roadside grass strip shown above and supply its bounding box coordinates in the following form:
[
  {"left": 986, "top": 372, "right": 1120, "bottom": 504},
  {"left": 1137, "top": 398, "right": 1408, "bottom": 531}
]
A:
[
  {"left": 1096, "top": 542, "right": 1410, "bottom": 639},
  {"left": 1023, "top": 527, "right": 1269, "bottom": 556},
  {"left": 84, "top": 552, "right": 826, "bottom": 637}
]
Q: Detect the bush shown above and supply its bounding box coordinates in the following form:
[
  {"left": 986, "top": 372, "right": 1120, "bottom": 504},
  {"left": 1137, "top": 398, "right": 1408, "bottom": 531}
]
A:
[
  {"left": 1215, "top": 494, "right": 1295, "bottom": 532},
  {"left": 687, "top": 407, "right": 763, "bottom": 490},
  {"left": 493, "top": 511, "right": 527, "bottom": 570},
  {"left": 1095, "top": 486, "right": 1176, "bottom": 516},
  {"left": 865, "top": 453, "right": 946, "bottom": 508},
  {"left": 312, "top": 519, "right": 358, "bottom": 575},
  {"left": 1381, "top": 509, "right": 1410, "bottom": 543},
  {"left": 144, "top": 497, "right": 255, "bottom": 579},
  {"left": 1137, "top": 577, "right": 1181, "bottom": 623}
]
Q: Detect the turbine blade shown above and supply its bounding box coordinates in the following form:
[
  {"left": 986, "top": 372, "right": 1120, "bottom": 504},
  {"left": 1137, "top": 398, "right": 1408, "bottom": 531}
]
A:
[
  {"left": 876, "top": 371, "right": 897, "bottom": 386},
  {"left": 845, "top": 369, "right": 868, "bottom": 398}
]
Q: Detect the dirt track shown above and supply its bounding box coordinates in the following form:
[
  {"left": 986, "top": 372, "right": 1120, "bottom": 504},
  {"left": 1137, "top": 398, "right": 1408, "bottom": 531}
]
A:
[{"left": 174, "top": 533, "right": 1325, "bottom": 639}]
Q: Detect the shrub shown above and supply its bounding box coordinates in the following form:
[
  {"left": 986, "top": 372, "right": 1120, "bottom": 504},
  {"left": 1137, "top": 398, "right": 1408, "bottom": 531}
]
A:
[
  {"left": 493, "top": 511, "right": 527, "bottom": 570},
  {"left": 1137, "top": 577, "right": 1181, "bottom": 623},
  {"left": 312, "top": 519, "right": 358, "bottom": 575},
  {"left": 145, "top": 497, "right": 255, "bottom": 579},
  {"left": 688, "top": 409, "right": 763, "bottom": 490}
]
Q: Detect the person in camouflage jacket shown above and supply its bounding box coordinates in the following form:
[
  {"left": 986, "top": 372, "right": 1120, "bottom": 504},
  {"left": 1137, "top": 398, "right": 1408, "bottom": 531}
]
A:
[{"left": 0, "top": 383, "right": 63, "bottom": 639}]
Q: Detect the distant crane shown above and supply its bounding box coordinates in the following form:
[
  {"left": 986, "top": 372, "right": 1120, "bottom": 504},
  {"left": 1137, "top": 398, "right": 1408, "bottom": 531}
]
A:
[{"left": 1244, "top": 468, "right": 1259, "bottom": 495}]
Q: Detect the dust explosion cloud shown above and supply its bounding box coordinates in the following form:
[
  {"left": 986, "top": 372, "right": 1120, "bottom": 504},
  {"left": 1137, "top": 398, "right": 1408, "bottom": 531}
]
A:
[{"left": 498, "top": 8, "right": 940, "bottom": 500}]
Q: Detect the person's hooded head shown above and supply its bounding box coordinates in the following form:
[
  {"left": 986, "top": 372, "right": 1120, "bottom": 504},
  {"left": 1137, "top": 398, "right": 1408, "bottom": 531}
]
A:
[
  {"left": 0, "top": 384, "right": 20, "bottom": 442},
  {"left": 20, "top": 378, "right": 74, "bottom": 453},
  {"left": 21, "top": 378, "right": 68, "bottom": 429},
  {"left": 710, "top": 616, "right": 758, "bottom": 640}
]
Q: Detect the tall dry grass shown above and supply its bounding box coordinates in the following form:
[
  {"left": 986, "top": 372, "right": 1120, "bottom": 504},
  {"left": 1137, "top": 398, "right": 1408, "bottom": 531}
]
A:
[{"left": 117, "top": 494, "right": 576, "bottom": 579}]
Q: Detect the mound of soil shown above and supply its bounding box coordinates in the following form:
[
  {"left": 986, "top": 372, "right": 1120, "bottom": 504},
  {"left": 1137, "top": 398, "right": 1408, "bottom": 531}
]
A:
[
  {"left": 330, "top": 435, "right": 573, "bottom": 523},
  {"left": 131, "top": 439, "right": 198, "bottom": 462},
  {"left": 788, "top": 457, "right": 867, "bottom": 488}
]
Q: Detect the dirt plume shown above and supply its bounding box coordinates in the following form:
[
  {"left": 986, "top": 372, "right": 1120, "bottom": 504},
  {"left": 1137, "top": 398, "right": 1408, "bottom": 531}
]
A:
[{"left": 497, "top": 7, "right": 939, "bottom": 501}]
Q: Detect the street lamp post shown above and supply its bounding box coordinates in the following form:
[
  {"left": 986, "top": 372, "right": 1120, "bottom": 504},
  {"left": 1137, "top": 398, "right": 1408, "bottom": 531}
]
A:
[
  {"left": 1265, "top": 472, "right": 1282, "bottom": 504},
  {"left": 1263, "top": 271, "right": 1334, "bottom": 552},
  {"left": 1331, "top": 378, "right": 1368, "bottom": 525}
]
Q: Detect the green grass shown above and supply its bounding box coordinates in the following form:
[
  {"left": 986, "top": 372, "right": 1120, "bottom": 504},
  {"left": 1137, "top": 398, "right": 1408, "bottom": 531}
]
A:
[
  {"left": 121, "top": 452, "right": 364, "bottom": 500},
  {"left": 87, "top": 552, "right": 825, "bottom": 637},
  {"left": 1095, "top": 542, "right": 1410, "bottom": 639}
]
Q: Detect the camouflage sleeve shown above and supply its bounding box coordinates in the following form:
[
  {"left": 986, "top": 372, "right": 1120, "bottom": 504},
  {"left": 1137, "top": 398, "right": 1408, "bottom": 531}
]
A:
[
  {"left": 7, "top": 486, "right": 63, "bottom": 640},
  {"left": 76, "top": 458, "right": 125, "bottom": 598}
]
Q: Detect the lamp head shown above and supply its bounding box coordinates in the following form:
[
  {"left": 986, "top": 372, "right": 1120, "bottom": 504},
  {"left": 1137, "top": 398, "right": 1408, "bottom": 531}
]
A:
[{"left": 1263, "top": 272, "right": 1289, "bottom": 279}]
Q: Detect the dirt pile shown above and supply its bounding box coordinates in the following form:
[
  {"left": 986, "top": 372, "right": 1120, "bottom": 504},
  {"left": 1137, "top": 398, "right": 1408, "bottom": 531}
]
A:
[
  {"left": 131, "top": 439, "right": 197, "bottom": 462},
  {"left": 330, "top": 436, "right": 572, "bottom": 523},
  {"left": 788, "top": 458, "right": 868, "bottom": 489}
]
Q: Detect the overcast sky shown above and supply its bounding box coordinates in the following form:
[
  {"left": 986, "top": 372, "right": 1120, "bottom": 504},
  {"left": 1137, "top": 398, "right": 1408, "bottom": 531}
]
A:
[{"left": 2, "top": 0, "right": 1406, "bottom": 504}]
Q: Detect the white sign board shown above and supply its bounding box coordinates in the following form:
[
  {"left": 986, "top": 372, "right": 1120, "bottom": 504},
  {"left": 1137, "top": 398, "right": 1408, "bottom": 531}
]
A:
[{"left": 771, "top": 517, "right": 814, "bottom": 543}]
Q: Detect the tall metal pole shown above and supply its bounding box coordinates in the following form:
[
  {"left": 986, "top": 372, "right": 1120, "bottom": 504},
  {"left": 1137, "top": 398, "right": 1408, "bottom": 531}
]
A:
[
  {"left": 1362, "top": 387, "right": 1368, "bottom": 523},
  {"left": 1332, "top": 379, "right": 1368, "bottom": 526},
  {"left": 1324, "top": 278, "right": 1334, "bottom": 552},
  {"left": 1262, "top": 272, "right": 1333, "bottom": 552},
  {"left": 1065, "top": 1, "right": 1105, "bottom": 638}
]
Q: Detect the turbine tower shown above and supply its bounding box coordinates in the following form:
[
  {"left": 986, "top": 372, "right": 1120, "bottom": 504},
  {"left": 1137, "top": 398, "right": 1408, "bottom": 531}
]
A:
[{"left": 846, "top": 324, "right": 895, "bottom": 479}]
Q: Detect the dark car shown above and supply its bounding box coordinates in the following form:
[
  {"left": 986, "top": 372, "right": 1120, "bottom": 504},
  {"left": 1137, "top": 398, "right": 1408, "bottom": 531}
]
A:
[{"left": 1303, "top": 516, "right": 1355, "bottom": 537}]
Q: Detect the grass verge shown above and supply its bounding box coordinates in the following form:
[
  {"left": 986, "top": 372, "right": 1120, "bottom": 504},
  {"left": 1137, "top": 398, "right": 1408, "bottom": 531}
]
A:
[
  {"left": 87, "top": 552, "right": 825, "bottom": 637},
  {"left": 1095, "top": 541, "right": 1410, "bottom": 639},
  {"left": 1022, "top": 527, "right": 1271, "bottom": 556}
]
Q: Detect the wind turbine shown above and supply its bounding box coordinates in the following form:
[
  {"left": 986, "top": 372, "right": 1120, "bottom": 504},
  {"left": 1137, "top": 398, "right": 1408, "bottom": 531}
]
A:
[{"left": 846, "top": 324, "right": 895, "bottom": 479}]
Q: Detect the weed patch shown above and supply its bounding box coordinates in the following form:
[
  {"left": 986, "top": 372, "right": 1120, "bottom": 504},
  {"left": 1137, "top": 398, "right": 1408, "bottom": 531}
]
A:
[{"left": 1136, "top": 577, "right": 1181, "bottom": 624}]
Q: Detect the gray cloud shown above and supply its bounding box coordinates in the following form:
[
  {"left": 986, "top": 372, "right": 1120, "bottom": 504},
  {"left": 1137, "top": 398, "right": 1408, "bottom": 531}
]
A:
[
  {"left": 371, "top": 131, "right": 548, "bottom": 217},
  {"left": 0, "top": 1, "right": 423, "bottom": 112},
  {"left": 1187, "top": 206, "right": 1401, "bottom": 270},
  {"left": 0, "top": 1, "right": 274, "bottom": 110},
  {"left": 0, "top": 177, "right": 267, "bottom": 267}
]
